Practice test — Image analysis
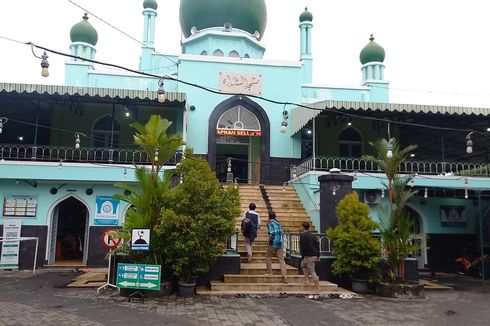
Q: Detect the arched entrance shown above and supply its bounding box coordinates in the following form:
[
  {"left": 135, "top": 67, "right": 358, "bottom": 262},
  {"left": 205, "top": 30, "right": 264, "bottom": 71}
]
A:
[
  {"left": 407, "top": 206, "right": 427, "bottom": 269},
  {"left": 48, "top": 196, "right": 89, "bottom": 265},
  {"left": 208, "top": 96, "right": 270, "bottom": 184}
]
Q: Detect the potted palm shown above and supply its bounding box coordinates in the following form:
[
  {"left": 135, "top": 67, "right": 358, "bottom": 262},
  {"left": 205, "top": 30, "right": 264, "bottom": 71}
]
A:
[
  {"left": 327, "top": 192, "right": 381, "bottom": 293},
  {"left": 363, "top": 138, "right": 424, "bottom": 298}
]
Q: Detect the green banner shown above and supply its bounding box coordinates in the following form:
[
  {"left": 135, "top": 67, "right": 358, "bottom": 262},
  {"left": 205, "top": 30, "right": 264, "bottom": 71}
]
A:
[{"left": 116, "top": 263, "right": 161, "bottom": 291}]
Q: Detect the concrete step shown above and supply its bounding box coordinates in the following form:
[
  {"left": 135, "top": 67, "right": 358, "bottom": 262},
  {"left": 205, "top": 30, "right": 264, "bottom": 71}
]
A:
[
  {"left": 240, "top": 256, "right": 278, "bottom": 263},
  {"left": 209, "top": 281, "right": 338, "bottom": 292},
  {"left": 239, "top": 263, "right": 298, "bottom": 275},
  {"left": 224, "top": 274, "right": 306, "bottom": 284}
]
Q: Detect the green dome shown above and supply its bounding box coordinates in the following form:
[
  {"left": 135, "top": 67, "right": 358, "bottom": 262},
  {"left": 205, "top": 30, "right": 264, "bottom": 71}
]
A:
[
  {"left": 360, "top": 34, "right": 385, "bottom": 65},
  {"left": 299, "top": 7, "right": 313, "bottom": 22},
  {"left": 179, "top": 0, "right": 267, "bottom": 40},
  {"left": 143, "top": 0, "right": 158, "bottom": 10},
  {"left": 70, "top": 13, "right": 98, "bottom": 46}
]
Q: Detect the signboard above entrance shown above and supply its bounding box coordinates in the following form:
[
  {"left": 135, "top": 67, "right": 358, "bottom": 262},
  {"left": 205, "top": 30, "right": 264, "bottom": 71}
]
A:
[
  {"left": 216, "top": 129, "right": 262, "bottom": 137},
  {"left": 219, "top": 72, "right": 262, "bottom": 95}
]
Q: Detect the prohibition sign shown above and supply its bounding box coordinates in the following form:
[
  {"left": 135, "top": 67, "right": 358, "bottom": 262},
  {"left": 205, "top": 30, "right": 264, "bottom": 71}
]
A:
[{"left": 101, "top": 228, "right": 122, "bottom": 249}]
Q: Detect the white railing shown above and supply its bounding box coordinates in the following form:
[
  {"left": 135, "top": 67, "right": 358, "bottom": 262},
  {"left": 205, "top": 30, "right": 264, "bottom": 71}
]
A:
[
  {"left": 293, "top": 156, "right": 490, "bottom": 178},
  {"left": 285, "top": 232, "right": 331, "bottom": 257}
]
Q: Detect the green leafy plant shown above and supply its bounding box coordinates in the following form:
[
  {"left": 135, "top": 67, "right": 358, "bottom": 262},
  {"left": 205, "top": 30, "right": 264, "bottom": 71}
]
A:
[
  {"left": 327, "top": 192, "right": 381, "bottom": 280},
  {"left": 363, "top": 138, "right": 419, "bottom": 282},
  {"left": 155, "top": 148, "right": 240, "bottom": 282}
]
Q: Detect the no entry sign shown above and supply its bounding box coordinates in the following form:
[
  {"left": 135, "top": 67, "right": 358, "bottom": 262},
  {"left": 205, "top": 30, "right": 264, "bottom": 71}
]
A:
[{"left": 101, "top": 228, "right": 122, "bottom": 250}]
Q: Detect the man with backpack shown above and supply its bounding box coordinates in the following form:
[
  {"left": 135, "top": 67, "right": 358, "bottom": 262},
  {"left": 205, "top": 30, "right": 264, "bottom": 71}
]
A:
[{"left": 241, "top": 203, "right": 261, "bottom": 263}]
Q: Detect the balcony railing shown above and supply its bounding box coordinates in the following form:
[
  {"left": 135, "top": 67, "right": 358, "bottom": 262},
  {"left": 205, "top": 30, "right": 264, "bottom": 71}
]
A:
[
  {"left": 0, "top": 144, "right": 179, "bottom": 165},
  {"left": 284, "top": 232, "right": 331, "bottom": 258},
  {"left": 294, "top": 156, "right": 490, "bottom": 178}
]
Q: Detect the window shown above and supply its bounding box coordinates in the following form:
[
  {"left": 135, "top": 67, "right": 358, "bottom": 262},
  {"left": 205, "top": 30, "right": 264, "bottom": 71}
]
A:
[
  {"left": 92, "top": 115, "right": 120, "bottom": 148},
  {"left": 244, "top": 54, "right": 250, "bottom": 58},
  {"left": 338, "top": 127, "right": 363, "bottom": 157},
  {"left": 228, "top": 50, "right": 239, "bottom": 58},
  {"left": 200, "top": 50, "right": 208, "bottom": 56},
  {"left": 217, "top": 105, "right": 260, "bottom": 131},
  {"left": 213, "top": 49, "right": 224, "bottom": 57}
]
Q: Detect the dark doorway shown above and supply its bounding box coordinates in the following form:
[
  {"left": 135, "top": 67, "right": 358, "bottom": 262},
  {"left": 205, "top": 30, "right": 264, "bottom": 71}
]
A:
[{"left": 53, "top": 197, "right": 88, "bottom": 264}]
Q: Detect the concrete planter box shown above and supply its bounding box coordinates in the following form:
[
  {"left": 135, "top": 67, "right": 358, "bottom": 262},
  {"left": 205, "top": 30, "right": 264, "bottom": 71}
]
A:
[{"left": 377, "top": 281, "right": 425, "bottom": 299}]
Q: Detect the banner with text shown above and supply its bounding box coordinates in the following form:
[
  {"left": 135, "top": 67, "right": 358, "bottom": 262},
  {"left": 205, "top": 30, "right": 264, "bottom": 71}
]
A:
[
  {"left": 0, "top": 219, "right": 22, "bottom": 269},
  {"left": 95, "top": 196, "right": 120, "bottom": 226}
]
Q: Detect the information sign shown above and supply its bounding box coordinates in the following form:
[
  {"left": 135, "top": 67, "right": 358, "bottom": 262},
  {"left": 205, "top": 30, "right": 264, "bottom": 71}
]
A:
[
  {"left": 116, "top": 263, "right": 161, "bottom": 291},
  {"left": 0, "top": 219, "right": 22, "bottom": 269},
  {"left": 130, "top": 228, "right": 150, "bottom": 251}
]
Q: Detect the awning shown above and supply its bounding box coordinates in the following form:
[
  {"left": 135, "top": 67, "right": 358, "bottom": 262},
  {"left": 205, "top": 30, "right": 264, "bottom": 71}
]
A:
[
  {"left": 0, "top": 82, "right": 186, "bottom": 103},
  {"left": 291, "top": 100, "right": 490, "bottom": 135}
]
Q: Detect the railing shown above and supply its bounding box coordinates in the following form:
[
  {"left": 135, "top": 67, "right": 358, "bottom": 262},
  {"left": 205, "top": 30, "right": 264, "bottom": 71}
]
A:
[
  {"left": 284, "top": 232, "right": 331, "bottom": 258},
  {"left": 224, "top": 229, "right": 239, "bottom": 255},
  {"left": 0, "top": 144, "right": 180, "bottom": 165},
  {"left": 293, "top": 155, "right": 490, "bottom": 178}
]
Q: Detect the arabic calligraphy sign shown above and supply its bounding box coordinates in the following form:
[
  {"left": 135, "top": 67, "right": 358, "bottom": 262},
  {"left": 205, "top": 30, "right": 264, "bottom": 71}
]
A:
[{"left": 219, "top": 72, "right": 262, "bottom": 95}]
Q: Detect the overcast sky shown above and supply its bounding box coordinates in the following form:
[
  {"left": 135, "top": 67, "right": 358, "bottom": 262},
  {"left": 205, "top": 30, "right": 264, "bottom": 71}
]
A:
[{"left": 2, "top": 0, "right": 490, "bottom": 107}]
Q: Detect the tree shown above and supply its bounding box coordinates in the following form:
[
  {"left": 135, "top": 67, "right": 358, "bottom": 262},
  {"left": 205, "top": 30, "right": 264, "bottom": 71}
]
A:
[
  {"left": 363, "top": 138, "right": 418, "bottom": 282},
  {"left": 112, "top": 115, "right": 184, "bottom": 265},
  {"left": 327, "top": 192, "right": 381, "bottom": 280},
  {"left": 155, "top": 148, "right": 240, "bottom": 282}
]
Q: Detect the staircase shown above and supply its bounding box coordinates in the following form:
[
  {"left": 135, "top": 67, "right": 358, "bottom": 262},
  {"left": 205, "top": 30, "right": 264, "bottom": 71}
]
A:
[{"left": 198, "top": 184, "right": 338, "bottom": 295}]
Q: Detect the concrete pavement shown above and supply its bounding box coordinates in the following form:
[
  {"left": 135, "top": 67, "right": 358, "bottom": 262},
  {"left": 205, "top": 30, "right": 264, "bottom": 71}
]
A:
[{"left": 1, "top": 270, "right": 490, "bottom": 325}]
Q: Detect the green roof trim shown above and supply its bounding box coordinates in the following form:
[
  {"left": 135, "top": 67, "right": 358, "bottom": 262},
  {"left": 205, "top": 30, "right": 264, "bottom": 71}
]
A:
[
  {"left": 0, "top": 83, "right": 186, "bottom": 103},
  {"left": 291, "top": 100, "right": 490, "bottom": 135}
]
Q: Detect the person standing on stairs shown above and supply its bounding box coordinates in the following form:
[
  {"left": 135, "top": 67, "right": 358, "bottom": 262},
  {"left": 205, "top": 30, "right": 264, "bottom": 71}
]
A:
[
  {"left": 300, "top": 222, "right": 320, "bottom": 293},
  {"left": 265, "top": 211, "right": 288, "bottom": 284},
  {"left": 242, "top": 203, "right": 261, "bottom": 263}
]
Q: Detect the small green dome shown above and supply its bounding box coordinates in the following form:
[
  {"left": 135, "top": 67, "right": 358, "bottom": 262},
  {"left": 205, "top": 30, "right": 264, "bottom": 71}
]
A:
[
  {"left": 180, "top": 0, "right": 267, "bottom": 40},
  {"left": 360, "top": 34, "right": 385, "bottom": 65},
  {"left": 70, "top": 13, "right": 98, "bottom": 46},
  {"left": 143, "top": 0, "right": 158, "bottom": 10},
  {"left": 299, "top": 7, "right": 313, "bottom": 22}
]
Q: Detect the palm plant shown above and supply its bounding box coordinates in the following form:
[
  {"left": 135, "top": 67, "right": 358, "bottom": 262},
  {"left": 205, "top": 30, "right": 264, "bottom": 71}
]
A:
[{"left": 363, "top": 138, "right": 419, "bottom": 281}]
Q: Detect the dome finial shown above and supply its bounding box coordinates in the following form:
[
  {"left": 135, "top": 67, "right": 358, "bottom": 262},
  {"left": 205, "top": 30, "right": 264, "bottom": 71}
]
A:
[
  {"left": 369, "top": 34, "right": 374, "bottom": 41},
  {"left": 70, "top": 12, "right": 98, "bottom": 46},
  {"left": 300, "top": 7, "right": 313, "bottom": 22},
  {"left": 83, "top": 13, "right": 88, "bottom": 20}
]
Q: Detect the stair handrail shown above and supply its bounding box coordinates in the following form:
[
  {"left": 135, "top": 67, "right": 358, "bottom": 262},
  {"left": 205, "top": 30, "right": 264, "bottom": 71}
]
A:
[{"left": 225, "top": 229, "right": 239, "bottom": 255}]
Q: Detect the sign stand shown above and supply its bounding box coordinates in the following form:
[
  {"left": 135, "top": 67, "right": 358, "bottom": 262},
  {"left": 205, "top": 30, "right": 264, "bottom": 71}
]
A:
[
  {"left": 97, "top": 249, "right": 117, "bottom": 293},
  {"left": 128, "top": 291, "right": 145, "bottom": 303}
]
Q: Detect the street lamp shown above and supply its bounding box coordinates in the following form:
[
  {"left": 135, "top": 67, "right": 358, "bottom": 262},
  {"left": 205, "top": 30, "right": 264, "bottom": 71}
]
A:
[
  {"left": 280, "top": 108, "right": 288, "bottom": 134},
  {"left": 157, "top": 79, "right": 165, "bottom": 103},
  {"left": 30, "top": 43, "right": 49, "bottom": 77},
  {"left": 466, "top": 132, "right": 474, "bottom": 154},
  {"left": 0, "top": 117, "right": 7, "bottom": 134}
]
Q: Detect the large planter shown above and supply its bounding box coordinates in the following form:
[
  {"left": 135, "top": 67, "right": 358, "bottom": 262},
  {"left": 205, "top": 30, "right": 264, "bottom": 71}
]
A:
[
  {"left": 351, "top": 278, "right": 369, "bottom": 294},
  {"left": 178, "top": 281, "right": 196, "bottom": 297},
  {"left": 377, "top": 281, "right": 425, "bottom": 299}
]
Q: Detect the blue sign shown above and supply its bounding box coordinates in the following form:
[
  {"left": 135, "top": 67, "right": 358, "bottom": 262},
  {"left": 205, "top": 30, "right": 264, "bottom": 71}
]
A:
[{"left": 94, "top": 196, "right": 120, "bottom": 226}]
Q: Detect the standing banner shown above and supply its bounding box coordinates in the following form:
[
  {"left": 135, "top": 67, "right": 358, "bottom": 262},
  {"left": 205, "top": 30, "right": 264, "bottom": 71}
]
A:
[
  {"left": 95, "top": 196, "right": 120, "bottom": 226},
  {"left": 0, "top": 219, "right": 22, "bottom": 269}
]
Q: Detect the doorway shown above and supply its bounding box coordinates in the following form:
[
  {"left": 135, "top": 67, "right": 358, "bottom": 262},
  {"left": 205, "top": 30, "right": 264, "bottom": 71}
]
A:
[
  {"left": 408, "top": 206, "right": 427, "bottom": 269},
  {"left": 48, "top": 197, "right": 89, "bottom": 265}
]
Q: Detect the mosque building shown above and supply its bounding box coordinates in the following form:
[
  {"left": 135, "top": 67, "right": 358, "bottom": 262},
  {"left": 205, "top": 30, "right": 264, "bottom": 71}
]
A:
[{"left": 1, "top": 0, "right": 489, "bottom": 272}]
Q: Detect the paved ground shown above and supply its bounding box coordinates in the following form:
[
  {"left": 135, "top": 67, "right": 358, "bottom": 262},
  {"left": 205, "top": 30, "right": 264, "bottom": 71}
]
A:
[{"left": 0, "top": 270, "right": 490, "bottom": 325}]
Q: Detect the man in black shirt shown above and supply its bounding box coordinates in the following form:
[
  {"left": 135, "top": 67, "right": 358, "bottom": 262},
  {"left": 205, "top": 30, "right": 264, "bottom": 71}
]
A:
[{"left": 299, "top": 222, "right": 320, "bottom": 293}]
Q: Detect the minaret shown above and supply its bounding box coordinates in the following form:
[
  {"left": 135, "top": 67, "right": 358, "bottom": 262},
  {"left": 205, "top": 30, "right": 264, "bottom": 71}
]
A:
[
  {"left": 359, "top": 34, "right": 389, "bottom": 102},
  {"left": 140, "top": 0, "right": 158, "bottom": 72},
  {"left": 65, "top": 13, "right": 98, "bottom": 86},
  {"left": 69, "top": 13, "right": 98, "bottom": 61},
  {"left": 299, "top": 7, "right": 313, "bottom": 83}
]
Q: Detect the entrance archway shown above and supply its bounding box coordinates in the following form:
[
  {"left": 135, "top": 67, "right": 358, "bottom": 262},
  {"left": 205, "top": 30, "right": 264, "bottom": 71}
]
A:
[
  {"left": 208, "top": 96, "right": 270, "bottom": 184},
  {"left": 48, "top": 196, "right": 89, "bottom": 265},
  {"left": 407, "top": 206, "right": 427, "bottom": 269}
]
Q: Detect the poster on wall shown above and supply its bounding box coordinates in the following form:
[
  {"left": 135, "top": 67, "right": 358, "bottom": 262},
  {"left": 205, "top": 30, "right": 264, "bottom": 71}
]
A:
[
  {"left": 0, "top": 219, "right": 22, "bottom": 270},
  {"left": 2, "top": 194, "right": 38, "bottom": 217},
  {"left": 440, "top": 205, "right": 466, "bottom": 227},
  {"left": 94, "top": 196, "right": 120, "bottom": 226}
]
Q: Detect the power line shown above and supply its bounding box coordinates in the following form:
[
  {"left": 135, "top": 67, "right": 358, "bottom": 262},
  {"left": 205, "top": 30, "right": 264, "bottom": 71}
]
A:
[{"left": 67, "top": 0, "right": 179, "bottom": 67}]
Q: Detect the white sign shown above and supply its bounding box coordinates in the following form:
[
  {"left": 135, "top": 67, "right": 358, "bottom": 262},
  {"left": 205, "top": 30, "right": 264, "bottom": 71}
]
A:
[
  {"left": 2, "top": 194, "right": 38, "bottom": 217},
  {"left": 219, "top": 72, "right": 262, "bottom": 95},
  {"left": 95, "top": 196, "right": 120, "bottom": 226},
  {"left": 0, "top": 219, "right": 22, "bottom": 269},
  {"left": 130, "top": 228, "right": 150, "bottom": 251}
]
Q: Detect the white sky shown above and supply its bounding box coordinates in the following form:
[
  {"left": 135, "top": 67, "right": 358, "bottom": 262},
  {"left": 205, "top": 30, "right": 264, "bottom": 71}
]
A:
[{"left": 2, "top": 0, "right": 490, "bottom": 107}]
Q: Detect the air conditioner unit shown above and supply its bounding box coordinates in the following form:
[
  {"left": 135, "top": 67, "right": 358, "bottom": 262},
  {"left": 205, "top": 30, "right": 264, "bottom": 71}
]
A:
[{"left": 364, "top": 190, "right": 382, "bottom": 204}]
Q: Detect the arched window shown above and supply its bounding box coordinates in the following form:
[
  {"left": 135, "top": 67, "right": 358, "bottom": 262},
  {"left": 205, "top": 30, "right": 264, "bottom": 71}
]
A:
[
  {"left": 244, "top": 54, "right": 250, "bottom": 58},
  {"left": 200, "top": 50, "right": 208, "bottom": 56},
  {"left": 228, "top": 50, "right": 239, "bottom": 58},
  {"left": 92, "top": 115, "right": 121, "bottom": 148},
  {"left": 213, "top": 49, "right": 224, "bottom": 57},
  {"left": 338, "top": 127, "right": 363, "bottom": 157},
  {"left": 216, "top": 105, "right": 261, "bottom": 131}
]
